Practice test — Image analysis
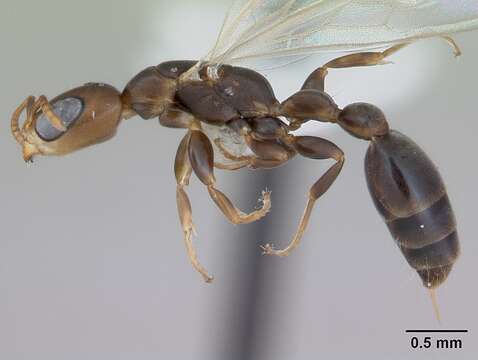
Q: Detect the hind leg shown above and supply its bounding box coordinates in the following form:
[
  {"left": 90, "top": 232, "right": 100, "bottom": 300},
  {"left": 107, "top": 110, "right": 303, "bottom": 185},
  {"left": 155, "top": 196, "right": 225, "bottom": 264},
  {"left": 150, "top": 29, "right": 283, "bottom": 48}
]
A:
[
  {"left": 284, "top": 44, "right": 411, "bottom": 130},
  {"left": 302, "top": 44, "right": 410, "bottom": 92},
  {"left": 261, "top": 136, "right": 344, "bottom": 257}
]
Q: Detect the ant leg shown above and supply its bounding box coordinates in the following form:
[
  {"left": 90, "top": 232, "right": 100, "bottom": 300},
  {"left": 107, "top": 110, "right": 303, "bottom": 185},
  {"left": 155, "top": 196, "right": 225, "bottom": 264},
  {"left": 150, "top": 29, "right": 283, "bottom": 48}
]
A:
[
  {"left": 302, "top": 37, "right": 461, "bottom": 92},
  {"left": 442, "top": 36, "right": 461, "bottom": 57},
  {"left": 214, "top": 138, "right": 293, "bottom": 170},
  {"left": 11, "top": 96, "right": 44, "bottom": 162},
  {"left": 211, "top": 137, "right": 249, "bottom": 170},
  {"left": 213, "top": 138, "right": 251, "bottom": 163},
  {"left": 248, "top": 158, "right": 291, "bottom": 169},
  {"left": 262, "top": 136, "right": 344, "bottom": 257},
  {"left": 283, "top": 45, "right": 407, "bottom": 129},
  {"left": 188, "top": 130, "right": 271, "bottom": 225},
  {"left": 11, "top": 96, "right": 34, "bottom": 145},
  {"left": 162, "top": 110, "right": 249, "bottom": 169},
  {"left": 161, "top": 108, "right": 251, "bottom": 171},
  {"left": 324, "top": 43, "right": 409, "bottom": 70},
  {"left": 33, "top": 96, "right": 68, "bottom": 131},
  {"left": 175, "top": 132, "right": 214, "bottom": 283},
  {"left": 300, "top": 43, "right": 410, "bottom": 92},
  {"left": 214, "top": 162, "right": 250, "bottom": 171},
  {"left": 12, "top": 95, "right": 67, "bottom": 136},
  {"left": 302, "top": 67, "right": 328, "bottom": 92},
  {"left": 282, "top": 45, "right": 409, "bottom": 127},
  {"left": 160, "top": 107, "right": 196, "bottom": 129}
]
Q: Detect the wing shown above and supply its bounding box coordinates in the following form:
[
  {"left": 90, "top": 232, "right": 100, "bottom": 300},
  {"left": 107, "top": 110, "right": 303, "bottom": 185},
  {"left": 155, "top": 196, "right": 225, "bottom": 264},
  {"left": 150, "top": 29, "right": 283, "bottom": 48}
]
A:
[{"left": 205, "top": 0, "right": 478, "bottom": 67}]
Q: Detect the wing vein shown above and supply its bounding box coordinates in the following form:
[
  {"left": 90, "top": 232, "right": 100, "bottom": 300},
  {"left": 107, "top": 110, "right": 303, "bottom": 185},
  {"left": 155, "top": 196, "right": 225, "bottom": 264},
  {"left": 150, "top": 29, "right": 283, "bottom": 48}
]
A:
[{"left": 199, "top": 0, "right": 478, "bottom": 72}]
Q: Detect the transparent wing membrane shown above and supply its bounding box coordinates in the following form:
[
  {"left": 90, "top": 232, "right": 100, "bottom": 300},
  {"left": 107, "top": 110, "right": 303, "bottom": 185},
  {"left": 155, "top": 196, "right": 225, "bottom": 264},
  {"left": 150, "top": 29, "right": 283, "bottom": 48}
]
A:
[{"left": 205, "top": 0, "right": 478, "bottom": 67}]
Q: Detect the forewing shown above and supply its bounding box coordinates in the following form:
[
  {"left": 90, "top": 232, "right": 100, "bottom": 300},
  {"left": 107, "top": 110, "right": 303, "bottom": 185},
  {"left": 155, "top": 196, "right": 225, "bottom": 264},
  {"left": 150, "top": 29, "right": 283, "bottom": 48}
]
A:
[{"left": 206, "top": 0, "right": 478, "bottom": 67}]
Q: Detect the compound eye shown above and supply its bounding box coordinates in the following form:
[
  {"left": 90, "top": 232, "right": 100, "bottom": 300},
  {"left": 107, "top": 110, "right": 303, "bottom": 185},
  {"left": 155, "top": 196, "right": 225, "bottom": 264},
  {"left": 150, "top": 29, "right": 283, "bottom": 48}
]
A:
[{"left": 35, "top": 97, "right": 84, "bottom": 141}]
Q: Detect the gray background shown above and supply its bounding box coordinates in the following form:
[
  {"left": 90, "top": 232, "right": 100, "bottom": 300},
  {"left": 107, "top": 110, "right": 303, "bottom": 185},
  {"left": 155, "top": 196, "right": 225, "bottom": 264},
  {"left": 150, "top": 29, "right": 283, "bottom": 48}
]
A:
[{"left": 1, "top": 0, "right": 477, "bottom": 359}]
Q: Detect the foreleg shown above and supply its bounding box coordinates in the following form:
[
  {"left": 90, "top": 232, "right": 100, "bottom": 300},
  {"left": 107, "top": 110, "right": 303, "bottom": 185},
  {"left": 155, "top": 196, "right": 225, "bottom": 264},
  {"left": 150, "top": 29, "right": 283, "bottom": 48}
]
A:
[{"left": 175, "top": 132, "right": 214, "bottom": 283}]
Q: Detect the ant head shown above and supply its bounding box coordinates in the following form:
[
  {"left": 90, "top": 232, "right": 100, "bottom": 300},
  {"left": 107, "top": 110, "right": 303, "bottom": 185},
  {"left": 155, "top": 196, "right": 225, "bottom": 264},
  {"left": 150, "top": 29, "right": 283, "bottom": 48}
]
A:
[{"left": 11, "top": 84, "right": 123, "bottom": 161}]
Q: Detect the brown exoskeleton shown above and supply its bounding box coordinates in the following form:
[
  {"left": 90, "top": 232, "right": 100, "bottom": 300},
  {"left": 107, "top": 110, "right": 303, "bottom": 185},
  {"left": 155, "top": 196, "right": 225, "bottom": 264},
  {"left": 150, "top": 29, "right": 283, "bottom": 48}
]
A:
[{"left": 10, "top": 0, "right": 478, "bottom": 317}]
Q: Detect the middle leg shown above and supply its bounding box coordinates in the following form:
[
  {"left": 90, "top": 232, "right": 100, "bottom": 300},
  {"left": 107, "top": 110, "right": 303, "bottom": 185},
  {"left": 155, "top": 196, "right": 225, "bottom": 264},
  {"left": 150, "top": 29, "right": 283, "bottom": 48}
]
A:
[{"left": 188, "top": 130, "right": 272, "bottom": 225}]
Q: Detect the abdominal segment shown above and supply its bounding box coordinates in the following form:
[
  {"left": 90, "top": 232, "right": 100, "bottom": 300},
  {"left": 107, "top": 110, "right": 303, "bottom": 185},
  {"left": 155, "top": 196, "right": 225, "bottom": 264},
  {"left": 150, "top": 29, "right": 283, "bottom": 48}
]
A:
[{"left": 365, "top": 131, "right": 459, "bottom": 288}]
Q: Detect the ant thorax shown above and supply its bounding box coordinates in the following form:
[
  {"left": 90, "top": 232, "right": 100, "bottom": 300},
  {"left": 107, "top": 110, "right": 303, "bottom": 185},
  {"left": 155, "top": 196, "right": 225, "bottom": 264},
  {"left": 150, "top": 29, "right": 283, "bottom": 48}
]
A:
[{"left": 201, "top": 122, "right": 251, "bottom": 167}]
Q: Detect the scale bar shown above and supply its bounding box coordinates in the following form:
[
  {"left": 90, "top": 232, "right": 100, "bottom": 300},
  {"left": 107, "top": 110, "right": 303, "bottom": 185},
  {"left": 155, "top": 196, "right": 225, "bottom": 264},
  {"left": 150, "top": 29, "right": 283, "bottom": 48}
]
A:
[{"left": 406, "top": 330, "right": 468, "bottom": 333}]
